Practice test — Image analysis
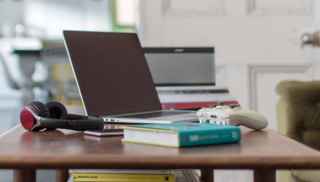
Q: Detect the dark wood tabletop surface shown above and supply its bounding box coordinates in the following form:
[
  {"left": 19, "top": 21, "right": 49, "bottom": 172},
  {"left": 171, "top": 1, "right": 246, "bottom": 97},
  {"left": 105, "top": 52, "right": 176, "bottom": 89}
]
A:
[{"left": 0, "top": 125, "right": 319, "bottom": 170}]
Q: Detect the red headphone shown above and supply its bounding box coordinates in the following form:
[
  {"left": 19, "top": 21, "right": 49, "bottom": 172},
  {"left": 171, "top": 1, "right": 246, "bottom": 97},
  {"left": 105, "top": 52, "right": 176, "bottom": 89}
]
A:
[{"left": 20, "top": 101, "right": 104, "bottom": 132}]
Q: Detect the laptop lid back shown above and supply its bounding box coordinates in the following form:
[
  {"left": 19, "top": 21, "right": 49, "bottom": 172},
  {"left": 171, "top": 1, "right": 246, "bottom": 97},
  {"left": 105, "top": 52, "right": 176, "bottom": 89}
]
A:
[{"left": 63, "top": 31, "right": 161, "bottom": 116}]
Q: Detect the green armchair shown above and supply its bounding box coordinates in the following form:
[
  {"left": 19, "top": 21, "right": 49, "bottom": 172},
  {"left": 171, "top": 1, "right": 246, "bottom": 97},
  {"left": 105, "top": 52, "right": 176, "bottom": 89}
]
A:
[{"left": 277, "top": 80, "right": 320, "bottom": 182}]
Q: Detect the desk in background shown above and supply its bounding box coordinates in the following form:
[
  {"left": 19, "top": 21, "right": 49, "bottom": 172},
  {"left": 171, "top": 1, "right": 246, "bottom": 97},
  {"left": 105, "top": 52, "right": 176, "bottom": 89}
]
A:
[{"left": 0, "top": 38, "right": 68, "bottom": 105}]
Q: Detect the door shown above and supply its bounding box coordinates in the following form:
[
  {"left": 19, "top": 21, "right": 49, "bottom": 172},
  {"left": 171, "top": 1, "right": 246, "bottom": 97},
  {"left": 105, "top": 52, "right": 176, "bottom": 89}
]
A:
[{"left": 137, "top": 0, "right": 316, "bottom": 181}]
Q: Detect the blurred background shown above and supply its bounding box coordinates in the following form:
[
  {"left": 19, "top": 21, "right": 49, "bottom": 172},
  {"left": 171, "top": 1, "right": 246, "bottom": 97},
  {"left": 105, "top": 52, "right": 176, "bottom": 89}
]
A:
[
  {"left": 0, "top": 0, "right": 138, "bottom": 133},
  {"left": 0, "top": 0, "right": 318, "bottom": 181}
]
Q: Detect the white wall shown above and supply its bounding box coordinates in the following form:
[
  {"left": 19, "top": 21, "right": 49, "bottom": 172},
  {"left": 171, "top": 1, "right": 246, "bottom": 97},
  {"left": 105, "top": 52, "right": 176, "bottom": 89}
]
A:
[
  {"left": 24, "top": 0, "right": 112, "bottom": 38},
  {"left": 138, "top": 0, "right": 312, "bottom": 64},
  {"left": 0, "top": 1, "right": 24, "bottom": 37},
  {"left": 0, "top": 0, "right": 112, "bottom": 38},
  {"left": 0, "top": 1, "right": 24, "bottom": 26}
]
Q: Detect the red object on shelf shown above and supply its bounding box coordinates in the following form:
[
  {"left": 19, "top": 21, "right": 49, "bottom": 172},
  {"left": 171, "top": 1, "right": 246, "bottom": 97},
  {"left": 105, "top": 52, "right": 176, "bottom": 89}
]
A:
[{"left": 161, "top": 100, "right": 239, "bottom": 110}]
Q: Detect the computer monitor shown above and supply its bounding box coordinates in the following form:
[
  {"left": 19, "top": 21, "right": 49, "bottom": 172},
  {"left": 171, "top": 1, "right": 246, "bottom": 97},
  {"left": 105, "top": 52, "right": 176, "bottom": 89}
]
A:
[{"left": 143, "top": 47, "right": 215, "bottom": 87}]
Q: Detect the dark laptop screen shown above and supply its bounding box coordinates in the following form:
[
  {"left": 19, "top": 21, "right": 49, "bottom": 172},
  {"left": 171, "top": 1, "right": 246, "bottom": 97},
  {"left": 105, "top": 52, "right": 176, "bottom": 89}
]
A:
[{"left": 63, "top": 31, "right": 161, "bottom": 116}]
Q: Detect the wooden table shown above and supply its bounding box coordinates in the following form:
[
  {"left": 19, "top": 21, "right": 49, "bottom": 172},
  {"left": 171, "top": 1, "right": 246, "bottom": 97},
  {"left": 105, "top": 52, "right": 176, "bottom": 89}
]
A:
[{"left": 0, "top": 126, "right": 320, "bottom": 182}]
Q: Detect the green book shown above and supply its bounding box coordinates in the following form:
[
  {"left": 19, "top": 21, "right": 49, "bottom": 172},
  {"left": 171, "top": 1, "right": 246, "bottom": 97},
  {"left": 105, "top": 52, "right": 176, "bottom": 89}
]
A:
[{"left": 122, "top": 123, "right": 241, "bottom": 147}]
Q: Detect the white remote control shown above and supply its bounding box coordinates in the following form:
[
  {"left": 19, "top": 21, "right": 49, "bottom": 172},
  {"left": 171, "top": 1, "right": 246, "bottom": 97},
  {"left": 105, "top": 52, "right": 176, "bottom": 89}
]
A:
[{"left": 197, "top": 106, "right": 268, "bottom": 130}]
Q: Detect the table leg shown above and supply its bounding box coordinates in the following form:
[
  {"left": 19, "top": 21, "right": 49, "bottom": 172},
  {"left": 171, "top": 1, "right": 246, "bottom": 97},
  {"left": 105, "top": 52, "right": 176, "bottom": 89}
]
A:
[
  {"left": 56, "top": 169, "right": 69, "bottom": 182},
  {"left": 200, "top": 169, "right": 214, "bottom": 182},
  {"left": 14, "top": 169, "right": 36, "bottom": 182},
  {"left": 254, "top": 169, "right": 276, "bottom": 182}
]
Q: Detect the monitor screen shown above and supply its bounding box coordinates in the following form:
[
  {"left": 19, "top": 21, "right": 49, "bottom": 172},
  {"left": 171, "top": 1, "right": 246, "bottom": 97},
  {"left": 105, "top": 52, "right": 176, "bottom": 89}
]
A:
[{"left": 144, "top": 47, "right": 215, "bottom": 86}]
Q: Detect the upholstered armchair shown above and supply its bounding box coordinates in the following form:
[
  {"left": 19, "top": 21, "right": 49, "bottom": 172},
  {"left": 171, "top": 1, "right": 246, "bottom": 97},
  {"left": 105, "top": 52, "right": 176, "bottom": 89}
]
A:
[{"left": 277, "top": 80, "right": 320, "bottom": 182}]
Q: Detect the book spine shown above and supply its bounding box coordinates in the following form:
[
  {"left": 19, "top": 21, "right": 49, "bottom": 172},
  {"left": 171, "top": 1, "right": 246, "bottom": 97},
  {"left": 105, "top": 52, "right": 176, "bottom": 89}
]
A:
[
  {"left": 179, "top": 128, "right": 241, "bottom": 147},
  {"left": 73, "top": 178, "right": 173, "bottom": 182},
  {"left": 72, "top": 173, "right": 175, "bottom": 182}
]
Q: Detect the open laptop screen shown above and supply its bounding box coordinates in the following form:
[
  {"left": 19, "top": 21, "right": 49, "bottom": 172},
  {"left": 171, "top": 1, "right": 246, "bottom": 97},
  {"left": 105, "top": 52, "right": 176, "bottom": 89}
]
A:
[
  {"left": 144, "top": 47, "right": 215, "bottom": 86},
  {"left": 63, "top": 31, "right": 161, "bottom": 116}
]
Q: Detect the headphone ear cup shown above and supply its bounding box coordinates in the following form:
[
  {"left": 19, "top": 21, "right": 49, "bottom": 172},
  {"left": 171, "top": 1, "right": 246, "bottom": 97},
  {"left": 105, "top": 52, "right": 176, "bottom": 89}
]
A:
[
  {"left": 26, "top": 101, "right": 50, "bottom": 117},
  {"left": 21, "top": 101, "right": 49, "bottom": 131},
  {"left": 45, "top": 101, "right": 68, "bottom": 119}
]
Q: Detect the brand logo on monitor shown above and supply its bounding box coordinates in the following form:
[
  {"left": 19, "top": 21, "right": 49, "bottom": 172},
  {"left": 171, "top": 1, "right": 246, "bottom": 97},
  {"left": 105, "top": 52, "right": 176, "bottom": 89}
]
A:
[{"left": 174, "top": 48, "right": 184, "bottom": 53}]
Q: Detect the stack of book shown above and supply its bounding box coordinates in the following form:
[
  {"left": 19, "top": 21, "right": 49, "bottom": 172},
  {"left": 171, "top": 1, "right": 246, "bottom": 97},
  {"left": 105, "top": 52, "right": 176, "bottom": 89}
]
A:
[
  {"left": 69, "top": 169, "right": 200, "bottom": 182},
  {"left": 159, "top": 90, "right": 239, "bottom": 110},
  {"left": 122, "top": 123, "right": 241, "bottom": 147}
]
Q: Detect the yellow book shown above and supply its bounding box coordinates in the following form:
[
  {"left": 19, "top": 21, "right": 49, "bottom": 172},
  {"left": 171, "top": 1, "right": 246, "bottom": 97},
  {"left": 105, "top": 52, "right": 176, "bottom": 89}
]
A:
[
  {"left": 72, "top": 173, "right": 175, "bottom": 182},
  {"left": 73, "top": 178, "right": 173, "bottom": 182}
]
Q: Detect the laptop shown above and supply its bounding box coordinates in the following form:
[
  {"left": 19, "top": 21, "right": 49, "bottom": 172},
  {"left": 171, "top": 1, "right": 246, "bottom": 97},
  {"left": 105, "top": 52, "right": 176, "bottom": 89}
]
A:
[
  {"left": 63, "top": 30, "right": 198, "bottom": 124},
  {"left": 143, "top": 47, "right": 229, "bottom": 94}
]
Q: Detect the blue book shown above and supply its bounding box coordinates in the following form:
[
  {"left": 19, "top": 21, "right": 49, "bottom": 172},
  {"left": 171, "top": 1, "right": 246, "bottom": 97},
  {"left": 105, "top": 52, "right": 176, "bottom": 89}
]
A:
[{"left": 122, "top": 123, "right": 241, "bottom": 147}]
